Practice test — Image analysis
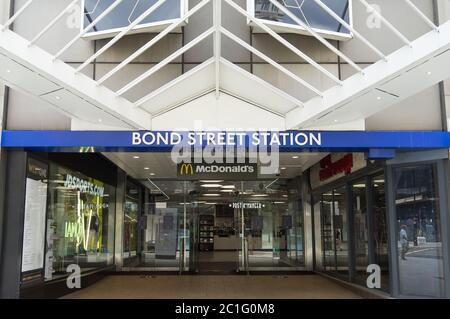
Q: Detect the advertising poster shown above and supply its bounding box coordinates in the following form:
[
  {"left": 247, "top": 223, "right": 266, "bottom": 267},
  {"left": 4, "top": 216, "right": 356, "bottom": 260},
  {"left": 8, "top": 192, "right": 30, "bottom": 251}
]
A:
[
  {"left": 21, "top": 178, "right": 48, "bottom": 272},
  {"left": 155, "top": 208, "right": 178, "bottom": 259}
]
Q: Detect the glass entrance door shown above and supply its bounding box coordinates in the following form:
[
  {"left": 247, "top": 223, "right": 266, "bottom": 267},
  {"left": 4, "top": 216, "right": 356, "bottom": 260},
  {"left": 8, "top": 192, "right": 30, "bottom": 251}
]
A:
[{"left": 238, "top": 181, "right": 305, "bottom": 272}]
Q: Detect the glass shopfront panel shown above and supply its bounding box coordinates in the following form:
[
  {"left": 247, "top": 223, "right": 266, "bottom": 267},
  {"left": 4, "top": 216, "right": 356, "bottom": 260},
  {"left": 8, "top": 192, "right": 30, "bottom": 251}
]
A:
[
  {"left": 351, "top": 180, "right": 369, "bottom": 285},
  {"left": 372, "top": 175, "right": 390, "bottom": 292},
  {"left": 320, "top": 187, "right": 349, "bottom": 279},
  {"left": 45, "top": 163, "right": 115, "bottom": 281},
  {"left": 123, "top": 181, "right": 140, "bottom": 265},
  {"left": 393, "top": 164, "right": 445, "bottom": 297}
]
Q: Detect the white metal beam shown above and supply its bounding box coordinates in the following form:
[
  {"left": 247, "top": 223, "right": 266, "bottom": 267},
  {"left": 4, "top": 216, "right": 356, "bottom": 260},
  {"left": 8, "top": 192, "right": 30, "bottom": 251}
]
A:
[
  {"left": 221, "top": 26, "right": 323, "bottom": 97},
  {"left": 116, "top": 27, "right": 215, "bottom": 96},
  {"left": 286, "top": 20, "right": 450, "bottom": 129},
  {"left": 76, "top": 0, "right": 168, "bottom": 72},
  {"left": 29, "top": 0, "right": 80, "bottom": 46},
  {"left": 2, "top": 0, "right": 33, "bottom": 31},
  {"left": 0, "top": 28, "right": 151, "bottom": 129},
  {"left": 96, "top": 0, "right": 211, "bottom": 85},
  {"left": 313, "top": 0, "right": 386, "bottom": 61},
  {"left": 358, "top": 0, "right": 411, "bottom": 46},
  {"left": 268, "top": 0, "right": 363, "bottom": 73},
  {"left": 225, "top": 0, "right": 342, "bottom": 85},
  {"left": 213, "top": 0, "right": 221, "bottom": 99},
  {"left": 54, "top": 0, "right": 124, "bottom": 59}
]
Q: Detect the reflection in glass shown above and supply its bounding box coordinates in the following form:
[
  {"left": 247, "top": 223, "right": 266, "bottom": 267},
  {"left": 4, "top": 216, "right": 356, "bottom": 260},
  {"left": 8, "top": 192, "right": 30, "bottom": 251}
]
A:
[
  {"left": 394, "top": 164, "right": 445, "bottom": 297},
  {"left": 84, "top": 0, "right": 182, "bottom": 34},
  {"left": 372, "top": 175, "right": 390, "bottom": 292},
  {"left": 321, "top": 192, "right": 335, "bottom": 271},
  {"left": 254, "top": 0, "right": 351, "bottom": 34},
  {"left": 46, "top": 163, "right": 115, "bottom": 281},
  {"left": 123, "top": 181, "right": 139, "bottom": 265},
  {"left": 333, "top": 186, "right": 349, "bottom": 278},
  {"left": 321, "top": 188, "right": 349, "bottom": 278},
  {"left": 352, "top": 180, "right": 368, "bottom": 285}
]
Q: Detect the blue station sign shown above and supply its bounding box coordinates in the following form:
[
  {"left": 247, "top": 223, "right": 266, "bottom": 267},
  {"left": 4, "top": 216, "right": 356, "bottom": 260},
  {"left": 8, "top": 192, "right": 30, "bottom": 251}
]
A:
[{"left": 1, "top": 130, "right": 450, "bottom": 154}]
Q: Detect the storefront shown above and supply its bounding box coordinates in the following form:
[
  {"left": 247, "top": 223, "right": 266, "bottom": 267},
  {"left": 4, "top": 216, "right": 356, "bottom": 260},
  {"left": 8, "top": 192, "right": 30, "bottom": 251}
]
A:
[{"left": 1, "top": 131, "right": 450, "bottom": 298}]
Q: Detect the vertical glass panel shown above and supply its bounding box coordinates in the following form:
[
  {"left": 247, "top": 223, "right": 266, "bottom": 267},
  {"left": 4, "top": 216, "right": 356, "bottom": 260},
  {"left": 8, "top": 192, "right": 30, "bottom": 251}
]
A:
[
  {"left": 123, "top": 181, "right": 139, "bottom": 266},
  {"left": 321, "top": 192, "right": 335, "bottom": 271},
  {"left": 333, "top": 186, "right": 349, "bottom": 278},
  {"left": 46, "top": 163, "right": 114, "bottom": 281},
  {"left": 394, "top": 164, "right": 445, "bottom": 297},
  {"left": 372, "top": 174, "right": 390, "bottom": 292},
  {"left": 352, "top": 180, "right": 369, "bottom": 285},
  {"left": 254, "top": 0, "right": 351, "bottom": 34}
]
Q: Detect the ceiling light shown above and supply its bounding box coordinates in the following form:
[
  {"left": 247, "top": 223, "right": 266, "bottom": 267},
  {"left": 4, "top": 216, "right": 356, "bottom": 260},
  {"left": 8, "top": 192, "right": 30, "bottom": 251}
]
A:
[
  {"left": 203, "top": 194, "right": 221, "bottom": 197},
  {"left": 201, "top": 184, "right": 222, "bottom": 188},
  {"left": 144, "top": 167, "right": 150, "bottom": 170},
  {"left": 220, "top": 185, "right": 235, "bottom": 189},
  {"left": 55, "top": 96, "right": 61, "bottom": 100},
  {"left": 334, "top": 119, "right": 339, "bottom": 123},
  {"left": 292, "top": 156, "right": 299, "bottom": 159},
  {"left": 353, "top": 184, "right": 366, "bottom": 188},
  {"left": 133, "top": 156, "right": 140, "bottom": 159},
  {"left": 220, "top": 189, "right": 234, "bottom": 193},
  {"left": 374, "top": 179, "right": 385, "bottom": 183},
  {"left": 149, "top": 173, "right": 155, "bottom": 176},
  {"left": 274, "top": 201, "right": 286, "bottom": 204},
  {"left": 98, "top": 118, "right": 102, "bottom": 123},
  {"left": 252, "top": 194, "right": 269, "bottom": 197},
  {"left": 281, "top": 167, "right": 287, "bottom": 170},
  {"left": 6, "top": 69, "right": 11, "bottom": 73},
  {"left": 200, "top": 180, "right": 224, "bottom": 183},
  {"left": 427, "top": 71, "right": 432, "bottom": 75},
  {"left": 377, "top": 96, "right": 381, "bottom": 100}
]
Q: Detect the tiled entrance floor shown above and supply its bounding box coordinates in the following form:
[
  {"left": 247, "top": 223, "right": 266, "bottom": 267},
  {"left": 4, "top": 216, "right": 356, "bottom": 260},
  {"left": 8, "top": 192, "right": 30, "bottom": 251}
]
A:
[{"left": 62, "top": 275, "right": 361, "bottom": 299}]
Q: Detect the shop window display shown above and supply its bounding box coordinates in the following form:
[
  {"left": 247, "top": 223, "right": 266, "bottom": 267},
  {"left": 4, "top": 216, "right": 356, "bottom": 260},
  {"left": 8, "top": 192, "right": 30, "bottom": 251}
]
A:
[{"left": 45, "top": 164, "right": 115, "bottom": 281}]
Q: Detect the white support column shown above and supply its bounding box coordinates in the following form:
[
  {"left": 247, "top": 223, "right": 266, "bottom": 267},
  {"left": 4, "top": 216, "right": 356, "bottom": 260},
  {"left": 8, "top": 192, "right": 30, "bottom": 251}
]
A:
[{"left": 213, "top": 0, "right": 221, "bottom": 99}]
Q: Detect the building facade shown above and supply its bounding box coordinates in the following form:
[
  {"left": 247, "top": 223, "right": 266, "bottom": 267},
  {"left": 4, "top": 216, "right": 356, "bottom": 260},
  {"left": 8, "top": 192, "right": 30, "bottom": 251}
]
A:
[{"left": 1, "top": 0, "right": 450, "bottom": 299}]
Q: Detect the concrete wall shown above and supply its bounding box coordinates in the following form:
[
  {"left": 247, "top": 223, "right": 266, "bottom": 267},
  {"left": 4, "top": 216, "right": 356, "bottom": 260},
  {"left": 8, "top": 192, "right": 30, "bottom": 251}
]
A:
[{"left": 3, "top": 0, "right": 445, "bottom": 131}]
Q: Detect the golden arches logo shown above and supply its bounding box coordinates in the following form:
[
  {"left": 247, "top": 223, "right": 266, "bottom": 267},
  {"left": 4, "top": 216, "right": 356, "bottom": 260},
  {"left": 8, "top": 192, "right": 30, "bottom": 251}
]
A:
[{"left": 179, "top": 163, "right": 194, "bottom": 175}]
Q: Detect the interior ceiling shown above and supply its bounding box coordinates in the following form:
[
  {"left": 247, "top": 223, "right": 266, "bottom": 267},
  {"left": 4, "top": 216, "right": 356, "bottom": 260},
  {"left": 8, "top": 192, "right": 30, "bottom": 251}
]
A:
[{"left": 102, "top": 152, "right": 327, "bottom": 180}]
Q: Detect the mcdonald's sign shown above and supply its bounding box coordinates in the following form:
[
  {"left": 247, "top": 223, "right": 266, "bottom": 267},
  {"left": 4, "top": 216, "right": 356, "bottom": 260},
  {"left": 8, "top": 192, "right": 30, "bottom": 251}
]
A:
[
  {"left": 179, "top": 163, "right": 194, "bottom": 175},
  {"left": 177, "top": 162, "right": 258, "bottom": 180}
]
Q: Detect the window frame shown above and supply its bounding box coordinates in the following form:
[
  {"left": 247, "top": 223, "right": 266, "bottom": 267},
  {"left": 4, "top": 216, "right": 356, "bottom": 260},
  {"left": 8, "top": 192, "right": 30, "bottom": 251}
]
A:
[
  {"left": 246, "top": 0, "right": 354, "bottom": 41},
  {"left": 80, "top": 0, "right": 188, "bottom": 40}
]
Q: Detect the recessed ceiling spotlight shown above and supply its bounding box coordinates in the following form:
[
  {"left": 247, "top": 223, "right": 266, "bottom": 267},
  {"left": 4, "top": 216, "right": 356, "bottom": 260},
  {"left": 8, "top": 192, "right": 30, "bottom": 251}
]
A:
[
  {"left": 281, "top": 167, "right": 287, "bottom": 170},
  {"left": 144, "top": 167, "right": 150, "bottom": 170},
  {"left": 334, "top": 119, "right": 339, "bottom": 123},
  {"left": 55, "top": 96, "right": 61, "bottom": 100},
  {"left": 98, "top": 118, "right": 102, "bottom": 123},
  {"left": 6, "top": 69, "right": 11, "bottom": 73},
  {"left": 377, "top": 96, "right": 381, "bottom": 100},
  {"left": 149, "top": 173, "right": 155, "bottom": 176},
  {"left": 133, "top": 156, "right": 140, "bottom": 159},
  {"left": 292, "top": 156, "right": 299, "bottom": 159},
  {"left": 427, "top": 71, "right": 432, "bottom": 75},
  {"left": 201, "top": 184, "right": 222, "bottom": 188}
]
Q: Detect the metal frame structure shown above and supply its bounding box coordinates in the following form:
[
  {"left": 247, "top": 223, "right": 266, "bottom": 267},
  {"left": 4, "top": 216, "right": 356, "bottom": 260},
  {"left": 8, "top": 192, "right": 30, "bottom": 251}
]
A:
[{"left": 0, "top": 0, "right": 450, "bottom": 130}]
